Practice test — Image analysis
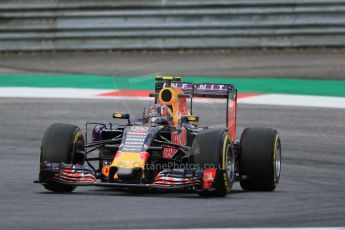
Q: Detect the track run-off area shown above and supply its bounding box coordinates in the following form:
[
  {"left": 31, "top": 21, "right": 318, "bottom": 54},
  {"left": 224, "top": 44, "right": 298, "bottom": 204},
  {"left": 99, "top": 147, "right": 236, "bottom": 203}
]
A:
[
  {"left": 1, "top": 74, "right": 345, "bottom": 108},
  {"left": 0, "top": 73, "right": 344, "bottom": 229}
]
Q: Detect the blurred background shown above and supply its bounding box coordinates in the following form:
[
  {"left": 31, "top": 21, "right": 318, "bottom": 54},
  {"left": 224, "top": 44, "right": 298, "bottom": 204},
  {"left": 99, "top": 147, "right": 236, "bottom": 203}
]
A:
[
  {"left": 1, "top": 0, "right": 345, "bottom": 51},
  {"left": 1, "top": 0, "right": 345, "bottom": 79}
]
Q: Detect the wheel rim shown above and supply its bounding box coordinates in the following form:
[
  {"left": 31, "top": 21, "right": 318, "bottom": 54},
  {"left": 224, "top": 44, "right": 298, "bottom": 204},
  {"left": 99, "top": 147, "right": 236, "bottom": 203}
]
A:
[
  {"left": 274, "top": 139, "right": 281, "bottom": 184},
  {"left": 225, "top": 144, "right": 235, "bottom": 182}
]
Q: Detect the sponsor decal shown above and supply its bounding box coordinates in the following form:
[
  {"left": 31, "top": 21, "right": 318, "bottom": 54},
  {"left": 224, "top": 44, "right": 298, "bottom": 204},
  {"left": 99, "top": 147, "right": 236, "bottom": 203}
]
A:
[
  {"left": 179, "top": 97, "right": 189, "bottom": 115},
  {"left": 163, "top": 127, "right": 187, "bottom": 158},
  {"left": 131, "top": 126, "right": 149, "bottom": 132},
  {"left": 163, "top": 82, "right": 228, "bottom": 91},
  {"left": 194, "top": 83, "right": 229, "bottom": 95},
  {"left": 203, "top": 168, "right": 217, "bottom": 190},
  {"left": 162, "top": 82, "right": 193, "bottom": 92},
  {"left": 127, "top": 131, "right": 147, "bottom": 135},
  {"left": 121, "top": 127, "right": 148, "bottom": 152},
  {"left": 197, "top": 84, "right": 227, "bottom": 91}
]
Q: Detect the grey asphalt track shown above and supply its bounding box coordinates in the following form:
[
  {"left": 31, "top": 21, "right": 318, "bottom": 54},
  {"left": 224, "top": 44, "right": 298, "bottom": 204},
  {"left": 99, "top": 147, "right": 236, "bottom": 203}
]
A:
[{"left": 0, "top": 98, "right": 344, "bottom": 229}]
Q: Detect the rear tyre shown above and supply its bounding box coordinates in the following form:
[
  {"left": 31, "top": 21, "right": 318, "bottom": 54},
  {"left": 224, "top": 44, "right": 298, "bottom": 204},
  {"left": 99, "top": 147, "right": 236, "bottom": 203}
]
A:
[
  {"left": 239, "top": 128, "right": 281, "bottom": 191},
  {"left": 40, "top": 123, "right": 85, "bottom": 192},
  {"left": 191, "top": 128, "right": 235, "bottom": 197}
]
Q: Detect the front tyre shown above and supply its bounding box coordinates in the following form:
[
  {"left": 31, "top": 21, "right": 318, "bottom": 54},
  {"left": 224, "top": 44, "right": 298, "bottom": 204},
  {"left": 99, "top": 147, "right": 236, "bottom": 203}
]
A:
[
  {"left": 39, "top": 123, "right": 85, "bottom": 192},
  {"left": 191, "top": 129, "right": 235, "bottom": 197},
  {"left": 239, "top": 128, "right": 281, "bottom": 191}
]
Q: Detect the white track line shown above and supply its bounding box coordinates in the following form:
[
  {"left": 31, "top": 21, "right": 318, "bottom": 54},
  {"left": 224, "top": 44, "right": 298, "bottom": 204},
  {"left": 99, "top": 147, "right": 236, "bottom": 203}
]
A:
[
  {"left": 0, "top": 87, "right": 345, "bottom": 109},
  {"left": 239, "top": 94, "right": 345, "bottom": 109},
  {"left": 0, "top": 87, "right": 111, "bottom": 99}
]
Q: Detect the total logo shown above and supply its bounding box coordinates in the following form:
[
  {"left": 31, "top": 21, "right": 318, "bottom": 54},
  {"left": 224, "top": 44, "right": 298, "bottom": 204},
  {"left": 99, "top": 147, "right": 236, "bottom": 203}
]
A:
[{"left": 131, "top": 126, "right": 149, "bottom": 132}]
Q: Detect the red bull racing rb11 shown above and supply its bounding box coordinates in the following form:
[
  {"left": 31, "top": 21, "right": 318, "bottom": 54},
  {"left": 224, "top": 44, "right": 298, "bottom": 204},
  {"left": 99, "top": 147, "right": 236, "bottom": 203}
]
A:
[{"left": 36, "top": 76, "right": 282, "bottom": 197}]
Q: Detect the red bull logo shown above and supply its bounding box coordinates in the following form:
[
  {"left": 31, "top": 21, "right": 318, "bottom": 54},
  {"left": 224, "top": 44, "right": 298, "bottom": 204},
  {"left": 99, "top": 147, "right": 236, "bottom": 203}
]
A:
[{"left": 163, "top": 127, "right": 187, "bottom": 158}]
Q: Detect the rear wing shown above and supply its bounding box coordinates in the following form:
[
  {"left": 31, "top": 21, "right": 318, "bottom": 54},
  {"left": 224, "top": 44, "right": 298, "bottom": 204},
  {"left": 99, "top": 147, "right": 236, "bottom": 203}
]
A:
[{"left": 154, "top": 76, "right": 237, "bottom": 141}]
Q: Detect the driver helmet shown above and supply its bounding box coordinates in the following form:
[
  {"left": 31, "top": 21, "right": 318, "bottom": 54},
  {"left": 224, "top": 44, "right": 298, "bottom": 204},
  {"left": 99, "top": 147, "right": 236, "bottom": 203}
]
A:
[{"left": 144, "top": 104, "right": 172, "bottom": 125}]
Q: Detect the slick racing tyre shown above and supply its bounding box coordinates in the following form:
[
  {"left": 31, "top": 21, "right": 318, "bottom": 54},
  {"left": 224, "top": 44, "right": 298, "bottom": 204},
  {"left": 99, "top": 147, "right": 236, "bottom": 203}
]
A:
[
  {"left": 239, "top": 128, "right": 281, "bottom": 191},
  {"left": 191, "top": 128, "right": 235, "bottom": 197},
  {"left": 40, "top": 123, "right": 85, "bottom": 192}
]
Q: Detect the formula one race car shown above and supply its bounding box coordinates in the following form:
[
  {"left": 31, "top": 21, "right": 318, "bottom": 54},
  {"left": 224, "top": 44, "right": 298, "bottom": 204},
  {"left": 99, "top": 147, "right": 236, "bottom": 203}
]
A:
[{"left": 36, "top": 76, "right": 281, "bottom": 197}]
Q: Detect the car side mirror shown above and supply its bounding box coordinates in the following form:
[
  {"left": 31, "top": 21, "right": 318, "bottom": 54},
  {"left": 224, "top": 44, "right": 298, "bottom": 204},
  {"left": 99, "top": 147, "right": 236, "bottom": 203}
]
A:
[
  {"left": 181, "top": 115, "right": 199, "bottom": 123},
  {"left": 113, "top": 113, "right": 130, "bottom": 124}
]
